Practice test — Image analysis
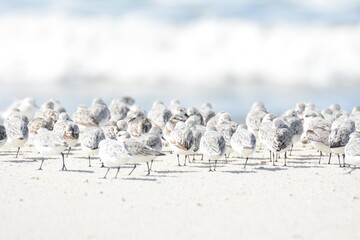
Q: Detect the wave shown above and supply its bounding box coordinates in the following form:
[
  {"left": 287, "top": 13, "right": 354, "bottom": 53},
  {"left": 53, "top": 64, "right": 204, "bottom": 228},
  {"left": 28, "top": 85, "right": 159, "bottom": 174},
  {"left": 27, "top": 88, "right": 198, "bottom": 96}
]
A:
[{"left": 0, "top": 14, "right": 360, "bottom": 89}]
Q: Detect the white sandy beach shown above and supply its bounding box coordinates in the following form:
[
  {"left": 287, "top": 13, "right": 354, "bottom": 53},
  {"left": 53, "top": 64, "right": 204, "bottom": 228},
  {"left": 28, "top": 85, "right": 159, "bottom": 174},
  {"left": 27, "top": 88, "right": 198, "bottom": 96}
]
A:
[{"left": 0, "top": 144, "right": 359, "bottom": 240}]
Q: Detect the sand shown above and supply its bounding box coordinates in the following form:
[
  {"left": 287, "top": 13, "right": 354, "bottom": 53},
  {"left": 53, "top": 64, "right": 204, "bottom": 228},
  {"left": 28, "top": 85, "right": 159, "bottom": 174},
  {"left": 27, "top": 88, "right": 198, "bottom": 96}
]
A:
[{"left": 0, "top": 144, "right": 359, "bottom": 240}]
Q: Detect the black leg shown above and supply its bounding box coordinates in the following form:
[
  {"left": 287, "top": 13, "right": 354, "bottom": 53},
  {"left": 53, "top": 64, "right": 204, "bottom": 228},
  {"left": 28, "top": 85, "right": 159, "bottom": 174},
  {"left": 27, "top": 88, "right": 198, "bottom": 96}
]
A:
[
  {"left": 66, "top": 147, "right": 71, "bottom": 158},
  {"left": 338, "top": 155, "right": 342, "bottom": 167},
  {"left": 342, "top": 154, "right": 346, "bottom": 168},
  {"left": 208, "top": 159, "right": 212, "bottom": 172},
  {"left": 328, "top": 153, "right": 332, "bottom": 164},
  {"left": 243, "top": 157, "right": 249, "bottom": 169},
  {"left": 100, "top": 162, "right": 105, "bottom": 168},
  {"left": 184, "top": 155, "right": 187, "bottom": 166},
  {"left": 214, "top": 160, "right": 217, "bottom": 171},
  {"left": 269, "top": 151, "right": 272, "bottom": 162},
  {"left": 146, "top": 162, "right": 151, "bottom": 176},
  {"left": 192, "top": 154, "right": 195, "bottom": 161},
  {"left": 289, "top": 144, "right": 293, "bottom": 156},
  {"left": 88, "top": 156, "right": 92, "bottom": 167},
  {"left": 114, "top": 167, "right": 120, "bottom": 179},
  {"left": 103, "top": 168, "right": 110, "bottom": 179},
  {"left": 177, "top": 154, "right": 181, "bottom": 166},
  {"left": 284, "top": 152, "right": 287, "bottom": 166},
  {"left": 272, "top": 152, "right": 275, "bottom": 166},
  {"left": 319, "top": 151, "right": 322, "bottom": 164},
  {"left": 129, "top": 164, "right": 137, "bottom": 175},
  {"left": 60, "top": 152, "right": 67, "bottom": 171},
  {"left": 201, "top": 154, "right": 203, "bottom": 161},
  {"left": 150, "top": 160, "right": 154, "bottom": 171},
  {"left": 38, "top": 158, "right": 45, "bottom": 170},
  {"left": 15, "top": 147, "right": 20, "bottom": 158}
]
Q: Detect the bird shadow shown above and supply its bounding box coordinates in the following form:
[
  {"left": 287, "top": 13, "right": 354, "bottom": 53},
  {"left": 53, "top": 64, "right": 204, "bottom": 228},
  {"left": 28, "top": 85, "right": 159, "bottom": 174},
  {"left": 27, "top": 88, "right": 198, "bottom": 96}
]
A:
[
  {"left": 223, "top": 170, "right": 257, "bottom": 174},
  {"left": 123, "top": 177, "right": 157, "bottom": 181},
  {"left": 65, "top": 169, "right": 95, "bottom": 173},
  {"left": 289, "top": 165, "right": 324, "bottom": 169},
  {"left": 255, "top": 166, "right": 287, "bottom": 171},
  {"left": 155, "top": 170, "right": 196, "bottom": 174},
  {"left": 4, "top": 159, "right": 38, "bottom": 163}
]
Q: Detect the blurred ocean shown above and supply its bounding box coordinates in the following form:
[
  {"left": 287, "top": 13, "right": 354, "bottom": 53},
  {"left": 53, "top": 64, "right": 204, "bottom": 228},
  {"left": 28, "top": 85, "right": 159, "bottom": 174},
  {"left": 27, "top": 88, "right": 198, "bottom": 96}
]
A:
[{"left": 0, "top": 0, "right": 360, "bottom": 120}]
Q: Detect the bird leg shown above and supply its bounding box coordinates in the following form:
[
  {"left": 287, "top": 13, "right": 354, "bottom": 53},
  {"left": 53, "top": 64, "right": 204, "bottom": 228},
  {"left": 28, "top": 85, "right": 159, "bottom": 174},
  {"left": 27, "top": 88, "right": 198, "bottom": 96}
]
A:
[
  {"left": 342, "top": 154, "right": 346, "bottom": 168},
  {"left": 103, "top": 168, "right": 110, "bottom": 179},
  {"left": 208, "top": 159, "right": 213, "bottom": 172},
  {"left": 177, "top": 154, "right": 181, "bottom": 166},
  {"left": 146, "top": 162, "right": 151, "bottom": 176},
  {"left": 114, "top": 167, "right": 121, "bottom": 179},
  {"left": 319, "top": 151, "right": 322, "bottom": 164},
  {"left": 184, "top": 155, "right": 187, "bottom": 166},
  {"left": 289, "top": 144, "right": 294, "bottom": 156},
  {"left": 214, "top": 160, "right": 217, "bottom": 171},
  {"left": 66, "top": 147, "right": 71, "bottom": 158},
  {"left": 60, "top": 152, "right": 67, "bottom": 171},
  {"left": 150, "top": 160, "right": 154, "bottom": 171},
  {"left": 129, "top": 164, "right": 137, "bottom": 175},
  {"left": 328, "top": 153, "right": 332, "bottom": 164},
  {"left": 338, "top": 155, "right": 342, "bottom": 167},
  {"left": 244, "top": 157, "right": 249, "bottom": 169},
  {"left": 284, "top": 152, "right": 287, "bottom": 166},
  {"left": 88, "top": 156, "right": 92, "bottom": 167},
  {"left": 38, "top": 158, "right": 45, "bottom": 170},
  {"left": 269, "top": 151, "right": 272, "bottom": 162},
  {"left": 15, "top": 147, "right": 20, "bottom": 158}
]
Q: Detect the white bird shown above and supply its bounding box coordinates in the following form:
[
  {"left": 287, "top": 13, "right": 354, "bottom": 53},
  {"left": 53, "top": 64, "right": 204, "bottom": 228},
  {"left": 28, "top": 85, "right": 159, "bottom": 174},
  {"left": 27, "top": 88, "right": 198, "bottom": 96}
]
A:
[
  {"left": 230, "top": 124, "right": 256, "bottom": 169},
  {"left": 200, "top": 127, "right": 226, "bottom": 171},
  {"left": 120, "top": 137, "right": 165, "bottom": 176},
  {"left": 216, "top": 112, "right": 238, "bottom": 160},
  {"left": 263, "top": 118, "right": 293, "bottom": 166},
  {"left": 246, "top": 101, "right": 267, "bottom": 137},
  {"left": 169, "top": 121, "right": 193, "bottom": 166},
  {"left": 345, "top": 132, "right": 360, "bottom": 173},
  {"left": 4, "top": 112, "right": 29, "bottom": 158},
  {"left": 148, "top": 100, "right": 172, "bottom": 129},
  {"left": 90, "top": 98, "right": 110, "bottom": 127},
  {"left": 329, "top": 116, "right": 355, "bottom": 167},
  {"left": 306, "top": 117, "right": 332, "bottom": 164},
  {"left": 81, "top": 127, "right": 105, "bottom": 167},
  {"left": 53, "top": 113, "right": 80, "bottom": 157},
  {"left": 98, "top": 138, "right": 130, "bottom": 179},
  {"left": 34, "top": 128, "right": 68, "bottom": 171},
  {"left": 127, "top": 116, "right": 152, "bottom": 137}
]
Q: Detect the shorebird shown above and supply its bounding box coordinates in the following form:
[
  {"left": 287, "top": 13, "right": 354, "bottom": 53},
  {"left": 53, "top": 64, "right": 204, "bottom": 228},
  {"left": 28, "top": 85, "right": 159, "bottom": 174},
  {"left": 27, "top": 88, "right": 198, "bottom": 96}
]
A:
[
  {"left": 216, "top": 113, "right": 238, "bottom": 160},
  {"left": 262, "top": 118, "right": 293, "bottom": 166},
  {"left": 81, "top": 127, "right": 105, "bottom": 167},
  {"left": 108, "top": 99, "right": 130, "bottom": 121},
  {"left": 329, "top": 116, "right": 355, "bottom": 167},
  {"left": 230, "top": 124, "right": 256, "bottom": 169},
  {"left": 345, "top": 132, "right": 360, "bottom": 173},
  {"left": 199, "top": 103, "right": 215, "bottom": 125},
  {"left": 148, "top": 100, "right": 172, "bottom": 129},
  {"left": 90, "top": 98, "right": 110, "bottom": 127},
  {"left": 4, "top": 112, "right": 29, "bottom": 158},
  {"left": 200, "top": 127, "right": 226, "bottom": 171},
  {"left": 169, "top": 121, "right": 193, "bottom": 166},
  {"left": 98, "top": 138, "right": 130, "bottom": 179},
  {"left": 283, "top": 110, "right": 303, "bottom": 155},
  {"left": 53, "top": 112, "right": 80, "bottom": 157},
  {"left": 34, "top": 128, "right": 68, "bottom": 171},
  {"left": 306, "top": 117, "right": 332, "bottom": 164},
  {"left": 246, "top": 101, "right": 267, "bottom": 137},
  {"left": 127, "top": 116, "right": 152, "bottom": 137}
]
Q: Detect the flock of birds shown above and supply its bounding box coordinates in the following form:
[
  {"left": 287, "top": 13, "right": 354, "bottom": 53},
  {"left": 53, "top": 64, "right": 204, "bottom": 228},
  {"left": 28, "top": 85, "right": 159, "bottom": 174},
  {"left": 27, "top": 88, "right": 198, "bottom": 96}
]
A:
[{"left": 1, "top": 97, "right": 360, "bottom": 178}]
